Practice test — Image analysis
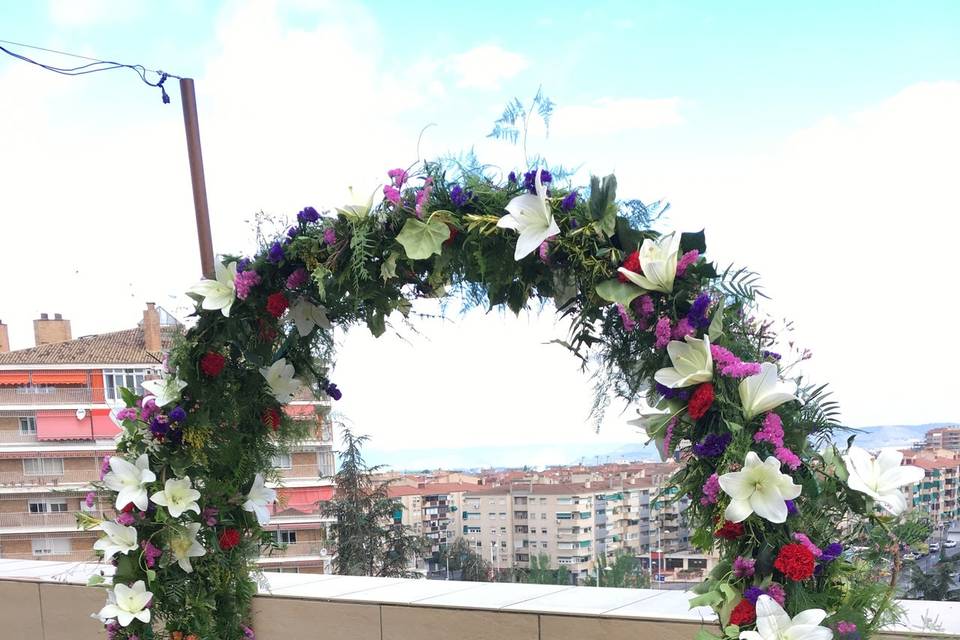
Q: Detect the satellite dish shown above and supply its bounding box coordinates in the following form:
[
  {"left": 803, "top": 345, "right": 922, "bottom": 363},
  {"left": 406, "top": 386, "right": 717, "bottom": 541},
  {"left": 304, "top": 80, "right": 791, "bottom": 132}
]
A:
[
  {"left": 76, "top": 408, "right": 87, "bottom": 420},
  {"left": 319, "top": 548, "right": 328, "bottom": 556}
]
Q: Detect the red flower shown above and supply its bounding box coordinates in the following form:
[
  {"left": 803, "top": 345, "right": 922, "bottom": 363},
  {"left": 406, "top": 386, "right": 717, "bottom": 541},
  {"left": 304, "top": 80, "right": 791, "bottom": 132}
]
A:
[
  {"left": 266, "top": 292, "right": 289, "bottom": 318},
  {"left": 200, "top": 352, "right": 226, "bottom": 378},
  {"left": 774, "top": 543, "right": 815, "bottom": 581},
  {"left": 262, "top": 407, "right": 282, "bottom": 431},
  {"left": 219, "top": 528, "right": 241, "bottom": 550},
  {"left": 444, "top": 224, "right": 459, "bottom": 247},
  {"left": 730, "top": 599, "right": 756, "bottom": 626},
  {"left": 688, "top": 383, "right": 715, "bottom": 420},
  {"left": 120, "top": 502, "right": 135, "bottom": 513},
  {"left": 617, "top": 250, "right": 643, "bottom": 282},
  {"left": 715, "top": 520, "right": 744, "bottom": 540}
]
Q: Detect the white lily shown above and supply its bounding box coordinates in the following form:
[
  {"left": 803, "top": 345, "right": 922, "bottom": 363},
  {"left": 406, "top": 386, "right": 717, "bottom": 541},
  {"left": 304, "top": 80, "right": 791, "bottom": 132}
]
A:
[
  {"left": 739, "top": 362, "right": 797, "bottom": 420},
  {"left": 150, "top": 476, "right": 201, "bottom": 518},
  {"left": 843, "top": 446, "right": 925, "bottom": 515},
  {"left": 169, "top": 522, "right": 206, "bottom": 573},
  {"left": 97, "top": 581, "right": 152, "bottom": 627},
  {"left": 617, "top": 232, "right": 682, "bottom": 293},
  {"left": 242, "top": 473, "right": 276, "bottom": 525},
  {"left": 289, "top": 297, "right": 332, "bottom": 338},
  {"left": 654, "top": 335, "right": 714, "bottom": 389},
  {"left": 94, "top": 521, "right": 138, "bottom": 561},
  {"left": 336, "top": 186, "right": 377, "bottom": 218},
  {"left": 740, "top": 595, "right": 832, "bottom": 640},
  {"left": 103, "top": 453, "right": 156, "bottom": 511},
  {"left": 259, "top": 358, "right": 302, "bottom": 404},
  {"left": 719, "top": 451, "right": 802, "bottom": 524},
  {"left": 142, "top": 373, "right": 187, "bottom": 407},
  {"left": 188, "top": 259, "right": 238, "bottom": 317},
  {"left": 497, "top": 169, "right": 560, "bottom": 260}
]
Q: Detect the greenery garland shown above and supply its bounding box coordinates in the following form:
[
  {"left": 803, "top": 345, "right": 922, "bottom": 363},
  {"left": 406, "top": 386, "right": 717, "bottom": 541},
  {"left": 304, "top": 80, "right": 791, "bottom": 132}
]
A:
[{"left": 84, "top": 156, "right": 928, "bottom": 640}]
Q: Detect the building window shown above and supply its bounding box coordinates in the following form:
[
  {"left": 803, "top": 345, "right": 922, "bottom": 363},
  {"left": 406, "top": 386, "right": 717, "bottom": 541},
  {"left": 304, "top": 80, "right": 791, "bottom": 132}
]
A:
[
  {"left": 271, "top": 530, "right": 297, "bottom": 544},
  {"left": 500, "top": 527, "right": 506, "bottom": 534},
  {"left": 18, "top": 417, "right": 37, "bottom": 435},
  {"left": 103, "top": 369, "right": 147, "bottom": 401},
  {"left": 32, "top": 538, "right": 71, "bottom": 556},
  {"left": 23, "top": 458, "right": 64, "bottom": 476},
  {"left": 29, "top": 500, "right": 69, "bottom": 514},
  {"left": 318, "top": 450, "right": 335, "bottom": 477},
  {"left": 488, "top": 512, "right": 496, "bottom": 519},
  {"left": 271, "top": 453, "right": 293, "bottom": 469},
  {"left": 541, "top": 513, "right": 547, "bottom": 519}
]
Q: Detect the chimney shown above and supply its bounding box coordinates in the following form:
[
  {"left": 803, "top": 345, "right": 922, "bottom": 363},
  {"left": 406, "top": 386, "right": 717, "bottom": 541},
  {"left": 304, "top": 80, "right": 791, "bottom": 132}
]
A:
[
  {"left": 0, "top": 320, "right": 9, "bottom": 353},
  {"left": 143, "top": 302, "right": 161, "bottom": 352},
  {"left": 33, "top": 313, "right": 72, "bottom": 346}
]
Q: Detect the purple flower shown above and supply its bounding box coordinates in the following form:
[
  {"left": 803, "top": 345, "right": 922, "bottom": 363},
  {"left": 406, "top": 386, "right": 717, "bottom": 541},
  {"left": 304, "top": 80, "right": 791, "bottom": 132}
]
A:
[
  {"left": 687, "top": 293, "right": 712, "bottom": 329},
  {"left": 450, "top": 185, "right": 471, "bottom": 207},
  {"left": 654, "top": 317, "right": 672, "bottom": 349},
  {"left": 242, "top": 626, "right": 256, "bottom": 639},
  {"left": 325, "top": 382, "right": 342, "bottom": 401},
  {"left": 733, "top": 556, "right": 756, "bottom": 579},
  {"left": 560, "top": 191, "right": 577, "bottom": 212},
  {"left": 202, "top": 507, "right": 219, "bottom": 526},
  {"left": 383, "top": 185, "right": 401, "bottom": 204},
  {"left": 632, "top": 295, "right": 654, "bottom": 319},
  {"left": 507, "top": 171, "right": 517, "bottom": 184},
  {"left": 167, "top": 428, "right": 183, "bottom": 447},
  {"left": 700, "top": 473, "right": 720, "bottom": 505},
  {"left": 820, "top": 543, "right": 843, "bottom": 563},
  {"left": 616, "top": 304, "right": 636, "bottom": 332},
  {"left": 141, "top": 540, "right": 162, "bottom": 568},
  {"left": 149, "top": 416, "right": 169, "bottom": 439},
  {"left": 671, "top": 317, "right": 694, "bottom": 340},
  {"left": 115, "top": 408, "right": 138, "bottom": 422},
  {"left": 762, "top": 350, "right": 782, "bottom": 361},
  {"left": 692, "top": 432, "right": 732, "bottom": 458},
  {"left": 785, "top": 499, "right": 797, "bottom": 515},
  {"left": 235, "top": 270, "right": 261, "bottom": 300},
  {"left": 297, "top": 206, "right": 320, "bottom": 223},
  {"left": 286, "top": 226, "right": 299, "bottom": 240},
  {"left": 323, "top": 228, "right": 337, "bottom": 246},
  {"left": 523, "top": 169, "right": 552, "bottom": 193},
  {"left": 237, "top": 257, "right": 251, "bottom": 272},
  {"left": 168, "top": 406, "right": 186, "bottom": 423},
  {"left": 116, "top": 512, "right": 136, "bottom": 526},
  {"left": 106, "top": 622, "right": 120, "bottom": 640},
  {"left": 100, "top": 455, "right": 111, "bottom": 480},
  {"left": 85, "top": 491, "right": 96, "bottom": 508},
  {"left": 140, "top": 396, "right": 159, "bottom": 421},
  {"left": 766, "top": 583, "right": 786, "bottom": 606},
  {"left": 743, "top": 586, "right": 765, "bottom": 604},
  {"left": 268, "top": 241, "right": 284, "bottom": 264},
  {"left": 286, "top": 268, "right": 308, "bottom": 290}
]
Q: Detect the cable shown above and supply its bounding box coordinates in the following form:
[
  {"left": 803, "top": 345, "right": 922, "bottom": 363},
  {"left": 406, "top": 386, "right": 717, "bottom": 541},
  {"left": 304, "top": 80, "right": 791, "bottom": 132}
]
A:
[{"left": 0, "top": 38, "right": 180, "bottom": 104}]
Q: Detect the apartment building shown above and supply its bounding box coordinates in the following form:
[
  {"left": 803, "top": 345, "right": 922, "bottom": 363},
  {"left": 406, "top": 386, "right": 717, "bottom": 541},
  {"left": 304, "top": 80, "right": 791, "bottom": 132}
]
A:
[
  {"left": 901, "top": 449, "right": 960, "bottom": 526},
  {"left": 389, "top": 482, "right": 477, "bottom": 574},
  {"left": 0, "top": 306, "right": 336, "bottom": 573},
  {"left": 924, "top": 427, "right": 960, "bottom": 453}
]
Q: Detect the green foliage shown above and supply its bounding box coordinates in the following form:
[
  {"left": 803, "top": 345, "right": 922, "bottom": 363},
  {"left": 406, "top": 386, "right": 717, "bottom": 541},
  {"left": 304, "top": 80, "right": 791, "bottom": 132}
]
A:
[
  {"left": 441, "top": 537, "right": 494, "bottom": 582},
  {"left": 396, "top": 214, "right": 452, "bottom": 260}
]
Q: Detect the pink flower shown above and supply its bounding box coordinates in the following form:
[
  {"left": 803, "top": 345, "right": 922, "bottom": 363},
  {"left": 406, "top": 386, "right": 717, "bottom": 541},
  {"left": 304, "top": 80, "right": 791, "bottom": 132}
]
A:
[
  {"left": 732, "top": 556, "right": 756, "bottom": 578},
  {"left": 675, "top": 250, "right": 700, "bottom": 277},
  {"left": 383, "top": 185, "right": 401, "bottom": 204},
  {"left": 654, "top": 317, "right": 672, "bottom": 349},
  {"left": 115, "top": 408, "right": 138, "bottom": 422},
  {"left": 776, "top": 445, "right": 802, "bottom": 470},
  {"left": 754, "top": 412, "right": 785, "bottom": 447},
  {"left": 285, "top": 268, "right": 308, "bottom": 290},
  {"left": 323, "top": 228, "right": 337, "bottom": 246},
  {"left": 663, "top": 418, "right": 676, "bottom": 458},
  {"left": 632, "top": 295, "right": 654, "bottom": 319},
  {"left": 793, "top": 532, "right": 823, "bottom": 558},
  {"left": 99, "top": 455, "right": 111, "bottom": 480},
  {"left": 415, "top": 177, "right": 433, "bottom": 219},
  {"left": 85, "top": 492, "right": 96, "bottom": 508},
  {"left": 141, "top": 540, "right": 163, "bottom": 568},
  {"left": 538, "top": 241, "right": 550, "bottom": 263},
  {"left": 387, "top": 168, "right": 408, "bottom": 187},
  {"left": 234, "top": 270, "right": 261, "bottom": 300},
  {"left": 671, "top": 318, "right": 694, "bottom": 340},
  {"left": 202, "top": 507, "right": 219, "bottom": 526},
  {"left": 700, "top": 473, "right": 721, "bottom": 505},
  {"left": 617, "top": 304, "right": 636, "bottom": 332},
  {"left": 116, "top": 512, "right": 136, "bottom": 526},
  {"left": 765, "top": 582, "right": 787, "bottom": 606},
  {"left": 837, "top": 622, "right": 857, "bottom": 635},
  {"left": 139, "top": 396, "right": 159, "bottom": 421},
  {"left": 710, "top": 344, "right": 762, "bottom": 378}
]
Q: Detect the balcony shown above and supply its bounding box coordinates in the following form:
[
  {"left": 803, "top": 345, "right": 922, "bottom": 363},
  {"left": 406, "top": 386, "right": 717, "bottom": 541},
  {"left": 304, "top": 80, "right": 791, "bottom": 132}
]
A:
[
  {"left": 0, "top": 470, "right": 98, "bottom": 487},
  {"left": 0, "top": 559, "right": 957, "bottom": 640},
  {"left": 0, "top": 511, "right": 93, "bottom": 532},
  {"left": 0, "top": 387, "right": 106, "bottom": 407}
]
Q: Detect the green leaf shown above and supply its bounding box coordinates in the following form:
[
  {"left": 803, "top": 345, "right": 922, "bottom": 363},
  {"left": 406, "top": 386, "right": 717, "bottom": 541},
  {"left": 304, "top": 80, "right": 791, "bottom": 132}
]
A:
[
  {"left": 615, "top": 216, "right": 645, "bottom": 252},
  {"left": 311, "top": 265, "right": 331, "bottom": 301},
  {"left": 695, "top": 630, "right": 723, "bottom": 640},
  {"left": 396, "top": 215, "right": 451, "bottom": 260},
  {"left": 86, "top": 574, "right": 105, "bottom": 587},
  {"left": 680, "top": 229, "right": 707, "bottom": 254},
  {"left": 146, "top": 569, "right": 157, "bottom": 583},
  {"left": 689, "top": 590, "right": 723, "bottom": 608},
  {"left": 718, "top": 582, "right": 738, "bottom": 604},
  {"left": 588, "top": 175, "right": 618, "bottom": 237},
  {"left": 366, "top": 310, "right": 386, "bottom": 337},
  {"left": 595, "top": 279, "right": 644, "bottom": 306},
  {"left": 708, "top": 302, "right": 725, "bottom": 340},
  {"left": 724, "top": 625, "right": 741, "bottom": 639},
  {"left": 724, "top": 419, "right": 743, "bottom": 433},
  {"left": 380, "top": 251, "right": 399, "bottom": 282},
  {"left": 120, "top": 386, "right": 138, "bottom": 407}
]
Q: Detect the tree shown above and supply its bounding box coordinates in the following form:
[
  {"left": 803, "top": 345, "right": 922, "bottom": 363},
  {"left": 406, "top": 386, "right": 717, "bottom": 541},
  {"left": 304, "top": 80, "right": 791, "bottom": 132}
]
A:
[
  {"left": 520, "top": 553, "right": 573, "bottom": 585},
  {"left": 582, "top": 551, "right": 650, "bottom": 588},
  {"left": 907, "top": 550, "right": 960, "bottom": 601},
  {"left": 321, "top": 428, "right": 425, "bottom": 577},
  {"left": 439, "top": 537, "right": 494, "bottom": 582}
]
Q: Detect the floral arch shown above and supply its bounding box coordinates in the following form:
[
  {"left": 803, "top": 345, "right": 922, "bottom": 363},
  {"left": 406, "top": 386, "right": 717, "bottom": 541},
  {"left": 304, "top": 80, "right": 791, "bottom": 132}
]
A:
[{"left": 88, "top": 162, "right": 924, "bottom": 640}]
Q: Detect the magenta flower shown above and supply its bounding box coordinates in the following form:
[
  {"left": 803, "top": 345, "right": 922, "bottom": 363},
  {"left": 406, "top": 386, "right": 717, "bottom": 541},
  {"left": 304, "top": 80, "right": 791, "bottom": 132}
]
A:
[
  {"left": 100, "top": 455, "right": 112, "bottom": 480},
  {"left": 766, "top": 582, "right": 786, "bottom": 606},
  {"left": 776, "top": 445, "right": 802, "bottom": 470},
  {"left": 383, "top": 185, "right": 401, "bottom": 204},
  {"left": 662, "top": 418, "right": 676, "bottom": 458},
  {"left": 387, "top": 168, "right": 407, "bottom": 187},
  {"left": 700, "top": 473, "right": 721, "bottom": 505},
  {"left": 616, "top": 304, "right": 636, "bottom": 332},
  {"left": 754, "top": 412, "right": 785, "bottom": 447},
  {"left": 710, "top": 344, "right": 762, "bottom": 378},
  {"left": 202, "top": 507, "right": 219, "bottom": 526},
  {"left": 285, "top": 268, "right": 308, "bottom": 290},
  {"left": 323, "top": 228, "right": 337, "bottom": 246},
  {"left": 733, "top": 556, "right": 756, "bottom": 578},
  {"left": 837, "top": 622, "right": 857, "bottom": 635},
  {"left": 415, "top": 177, "right": 433, "bottom": 219},
  {"left": 671, "top": 317, "right": 694, "bottom": 340},
  {"left": 234, "top": 270, "right": 261, "bottom": 300},
  {"left": 675, "top": 249, "right": 700, "bottom": 277},
  {"left": 141, "top": 540, "right": 163, "bottom": 568},
  {"left": 116, "top": 512, "right": 136, "bottom": 526},
  {"left": 85, "top": 491, "right": 96, "bottom": 508},
  {"left": 793, "top": 532, "right": 823, "bottom": 558},
  {"left": 116, "top": 408, "right": 138, "bottom": 422},
  {"left": 632, "top": 295, "right": 654, "bottom": 320},
  {"left": 654, "top": 317, "right": 672, "bottom": 349}
]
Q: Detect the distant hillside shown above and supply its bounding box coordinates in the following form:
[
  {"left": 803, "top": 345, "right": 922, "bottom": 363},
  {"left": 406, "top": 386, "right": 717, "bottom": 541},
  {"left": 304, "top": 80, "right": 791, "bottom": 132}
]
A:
[{"left": 835, "top": 423, "right": 957, "bottom": 450}]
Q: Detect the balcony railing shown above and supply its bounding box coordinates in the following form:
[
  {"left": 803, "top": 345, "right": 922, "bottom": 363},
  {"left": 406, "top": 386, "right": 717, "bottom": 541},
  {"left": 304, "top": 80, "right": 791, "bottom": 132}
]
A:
[
  {"left": 260, "top": 542, "right": 332, "bottom": 559},
  {"left": 0, "top": 512, "right": 84, "bottom": 530},
  {"left": 0, "top": 470, "right": 98, "bottom": 486},
  {"left": 276, "top": 465, "right": 322, "bottom": 479},
  {"left": 0, "top": 388, "right": 106, "bottom": 406}
]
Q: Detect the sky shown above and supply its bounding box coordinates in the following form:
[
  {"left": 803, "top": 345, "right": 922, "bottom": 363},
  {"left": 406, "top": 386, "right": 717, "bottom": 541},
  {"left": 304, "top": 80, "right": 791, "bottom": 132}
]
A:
[{"left": 1, "top": 1, "right": 958, "bottom": 468}]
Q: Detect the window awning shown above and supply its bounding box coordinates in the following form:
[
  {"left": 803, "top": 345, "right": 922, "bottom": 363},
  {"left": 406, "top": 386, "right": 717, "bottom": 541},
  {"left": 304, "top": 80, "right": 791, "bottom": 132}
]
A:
[
  {"left": 31, "top": 371, "right": 89, "bottom": 385},
  {"left": 274, "top": 487, "right": 333, "bottom": 514},
  {"left": 36, "top": 409, "right": 120, "bottom": 440},
  {"left": 283, "top": 405, "right": 317, "bottom": 419},
  {"left": 0, "top": 372, "right": 29, "bottom": 385}
]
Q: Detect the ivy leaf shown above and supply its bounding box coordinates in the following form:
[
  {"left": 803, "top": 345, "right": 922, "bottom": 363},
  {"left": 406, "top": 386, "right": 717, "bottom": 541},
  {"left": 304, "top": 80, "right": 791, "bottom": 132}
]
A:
[
  {"left": 615, "top": 216, "right": 645, "bottom": 252},
  {"left": 724, "top": 625, "right": 741, "bottom": 639},
  {"left": 366, "top": 310, "right": 386, "bottom": 337},
  {"left": 396, "top": 215, "right": 451, "bottom": 260},
  {"left": 380, "top": 252, "right": 399, "bottom": 282},
  {"left": 695, "top": 631, "right": 723, "bottom": 640},
  {"left": 595, "top": 278, "right": 644, "bottom": 306},
  {"left": 689, "top": 590, "right": 723, "bottom": 608}
]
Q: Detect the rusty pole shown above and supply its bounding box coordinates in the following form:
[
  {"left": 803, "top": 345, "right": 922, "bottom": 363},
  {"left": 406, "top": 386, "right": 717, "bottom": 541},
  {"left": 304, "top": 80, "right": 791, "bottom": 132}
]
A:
[{"left": 179, "top": 77, "right": 215, "bottom": 279}]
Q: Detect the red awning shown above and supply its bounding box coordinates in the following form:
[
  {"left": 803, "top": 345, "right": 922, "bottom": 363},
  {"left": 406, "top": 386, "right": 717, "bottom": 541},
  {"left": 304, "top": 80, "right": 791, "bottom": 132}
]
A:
[
  {"left": 283, "top": 405, "right": 317, "bottom": 419},
  {"left": 31, "top": 371, "right": 88, "bottom": 385},
  {"left": 274, "top": 487, "right": 333, "bottom": 513},
  {"left": 36, "top": 409, "right": 120, "bottom": 440},
  {"left": 0, "top": 372, "right": 29, "bottom": 385}
]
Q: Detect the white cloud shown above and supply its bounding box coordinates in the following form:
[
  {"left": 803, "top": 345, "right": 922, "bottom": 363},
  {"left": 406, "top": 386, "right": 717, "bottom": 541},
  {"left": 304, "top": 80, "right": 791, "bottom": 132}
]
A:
[
  {"left": 48, "top": 0, "right": 143, "bottom": 27},
  {"left": 447, "top": 44, "right": 528, "bottom": 90},
  {"left": 552, "top": 97, "right": 684, "bottom": 136}
]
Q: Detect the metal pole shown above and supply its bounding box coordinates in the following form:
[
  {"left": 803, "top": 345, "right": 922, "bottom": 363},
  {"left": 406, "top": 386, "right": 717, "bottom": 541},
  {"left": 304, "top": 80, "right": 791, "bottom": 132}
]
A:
[{"left": 178, "top": 77, "right": 215, "bottom": 279}]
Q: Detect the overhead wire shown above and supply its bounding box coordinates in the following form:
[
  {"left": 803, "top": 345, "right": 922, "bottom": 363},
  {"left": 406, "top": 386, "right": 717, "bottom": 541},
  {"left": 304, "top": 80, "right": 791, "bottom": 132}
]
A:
[{"left": 0, "top": 38, "right": 180, "bottom": 104}]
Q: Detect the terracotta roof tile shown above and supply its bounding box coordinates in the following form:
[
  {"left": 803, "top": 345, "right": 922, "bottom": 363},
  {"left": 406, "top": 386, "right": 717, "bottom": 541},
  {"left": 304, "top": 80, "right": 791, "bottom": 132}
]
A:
[{"left": 0, "top": 327, "right": 178, "bottom": 366}]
